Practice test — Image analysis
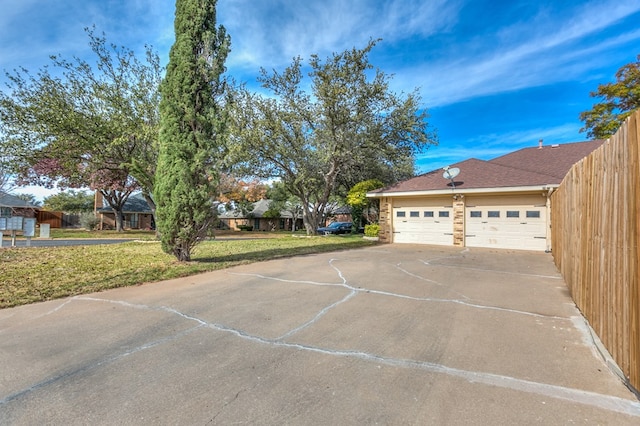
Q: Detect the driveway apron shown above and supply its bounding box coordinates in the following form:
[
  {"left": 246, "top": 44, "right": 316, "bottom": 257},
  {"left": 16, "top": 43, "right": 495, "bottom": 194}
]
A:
[{"left": 1, "top": 244, "right": 639, "bottom": 424}]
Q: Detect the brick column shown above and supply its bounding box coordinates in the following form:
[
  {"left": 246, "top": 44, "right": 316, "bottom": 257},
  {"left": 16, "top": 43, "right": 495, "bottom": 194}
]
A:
[
  {"left": 452, "top": 195, "right": 465, "bottom": 247},
  {"left": 378, "top": 197, "right": 392, "bottom": 243}
]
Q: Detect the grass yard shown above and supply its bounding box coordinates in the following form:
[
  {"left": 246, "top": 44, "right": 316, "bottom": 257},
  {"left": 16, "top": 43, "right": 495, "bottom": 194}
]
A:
[{"left": 0, "top": 234, "right": 375, "bottom": 309}]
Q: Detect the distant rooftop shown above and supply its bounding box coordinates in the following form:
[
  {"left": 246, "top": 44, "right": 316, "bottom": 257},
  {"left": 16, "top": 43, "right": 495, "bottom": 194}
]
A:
[{"left": 0, "top": 191, "right": 39, "bottom": 209}]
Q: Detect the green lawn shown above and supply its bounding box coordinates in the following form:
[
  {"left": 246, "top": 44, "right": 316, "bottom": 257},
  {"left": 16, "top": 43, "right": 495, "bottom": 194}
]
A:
[
  {"left": 0, "top": 234, "right": 375, "bottom": 309},
  {"left": 49, "top": 228, "right": 158, "bottom": 240}
]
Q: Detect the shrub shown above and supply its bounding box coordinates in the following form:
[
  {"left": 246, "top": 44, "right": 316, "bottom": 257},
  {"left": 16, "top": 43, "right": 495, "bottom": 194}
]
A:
[
  {"left": 364, "top": 223, "right": 380, "bottom": 237},
  {"left": 79, "top": 212, "right": 99, "bottom": 231},
  {"left": 237, "top": 225, "right": 253, "bottom": 231}
]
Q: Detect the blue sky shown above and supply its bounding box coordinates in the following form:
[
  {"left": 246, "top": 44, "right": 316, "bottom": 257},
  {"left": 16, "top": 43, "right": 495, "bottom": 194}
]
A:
[{"left": 2, "top": 0, "right": 639, "bottom": 200}]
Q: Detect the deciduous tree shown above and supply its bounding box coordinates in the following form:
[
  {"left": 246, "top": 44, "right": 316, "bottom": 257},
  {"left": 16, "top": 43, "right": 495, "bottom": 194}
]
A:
[
  {"left": 0, "top": 28, "right": 162, "bottom": 229},
  {"left": 217, "top": 173, "right": 267, "bottom": 206},
  {"left": 154, "top": 0, "right": 230, "bottom": 261},
  {"left": 346, "top": 179, "right": 384, "bottom": 229},
  {"left": 266, "top": 181, "right": 303, "bottom": 231},
  {"left": 43, "top": 190, "right": 94, "bottom": 212},
  {"left": 230, "top": 40, "right": 436, "bottom": 234},
  {"left": 580, "top": 55, "right": 640, "bottom": 139}
]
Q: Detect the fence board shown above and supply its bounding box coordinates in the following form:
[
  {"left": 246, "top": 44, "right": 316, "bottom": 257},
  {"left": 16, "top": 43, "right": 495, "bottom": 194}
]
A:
[
  {"left": 551, "top": 110, "right": 640, "bottom": 393},
  {"left": 37, "top": 211, "right": 63, "bottom": 228}
]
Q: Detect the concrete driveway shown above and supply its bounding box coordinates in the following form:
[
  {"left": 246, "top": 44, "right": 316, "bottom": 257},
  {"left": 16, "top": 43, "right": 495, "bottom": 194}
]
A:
[{"left": 1, "top": 244, "right": 638, "bottom": 424}]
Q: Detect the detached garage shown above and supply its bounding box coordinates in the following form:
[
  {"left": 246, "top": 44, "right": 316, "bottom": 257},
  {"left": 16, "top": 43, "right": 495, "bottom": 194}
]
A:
[{"left": 369, "top": 140, "right": 604, "bottom": 251}]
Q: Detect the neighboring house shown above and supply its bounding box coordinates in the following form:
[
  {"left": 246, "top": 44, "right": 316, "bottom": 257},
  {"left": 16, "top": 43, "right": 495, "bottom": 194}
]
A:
[
  {"left": 367, "top": 140, "right": 604, "bottom": 251},
  {"left": 95, "top": 192, "right": 154, "bottom": 230},
  {"left": 0, "top": 191, "right": 38, "bottom": 218},
  {"left": 330, "top": 206, "right": 352, "bottom": 224},
  {"left": 218, "top": 199, "right": 303, "bottom": 231}
]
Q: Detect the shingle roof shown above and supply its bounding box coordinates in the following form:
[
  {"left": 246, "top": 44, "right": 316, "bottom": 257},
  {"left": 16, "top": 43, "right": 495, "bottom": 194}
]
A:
[
  {"left": 97, "top": 193, "right": 152, "bottom": 213},
  {"left": 376, "top": 158, "right": 561, "bottom": 193},
  {"left": 219, "top": 199, "right": 295, "bottom": 219},
  {"left": 372, "top": 140, "right": 604, "bottom": 194},
  {"left": 489, "top": 140, "right": 604, "bottom": 181},
  {"left": 0, "top": 191, "right": 39, "bottom": 208},
  {"left": 220, "top": 200, "right": 350, "bottom": 219}
]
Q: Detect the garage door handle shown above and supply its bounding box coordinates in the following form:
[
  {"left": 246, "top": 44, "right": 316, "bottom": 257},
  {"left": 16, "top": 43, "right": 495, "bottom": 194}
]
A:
[
  {"left": 481, "top": 221, "right": 488, "bottom": 224},
  {"left": 520, "top": 222, "right": 527, "bottom": 224}
]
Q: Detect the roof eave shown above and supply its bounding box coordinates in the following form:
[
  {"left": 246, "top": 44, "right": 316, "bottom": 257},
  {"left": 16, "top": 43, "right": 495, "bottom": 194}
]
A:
[{"left": 367, "top": 184, "right": 559, "bottom": 198}]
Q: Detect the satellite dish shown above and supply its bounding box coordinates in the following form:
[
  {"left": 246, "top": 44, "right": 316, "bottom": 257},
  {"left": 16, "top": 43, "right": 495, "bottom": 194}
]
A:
[
  {"left": 442, "top": 166, "right": 460, "bottom": 189},
  {"left": 442, "top": 167, "right": 460, "bottom": 180}
]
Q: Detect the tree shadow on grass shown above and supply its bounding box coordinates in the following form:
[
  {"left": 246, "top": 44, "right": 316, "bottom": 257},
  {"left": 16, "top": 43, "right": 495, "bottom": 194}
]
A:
[{"left": 192, "top": 242, "right": 374, "bottom": 264}]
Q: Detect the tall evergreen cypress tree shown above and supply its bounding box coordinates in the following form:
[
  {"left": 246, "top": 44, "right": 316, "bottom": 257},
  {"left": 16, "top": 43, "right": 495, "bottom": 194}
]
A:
[{"left": 155, "top": 0, "right": 230, "bottom": 261}]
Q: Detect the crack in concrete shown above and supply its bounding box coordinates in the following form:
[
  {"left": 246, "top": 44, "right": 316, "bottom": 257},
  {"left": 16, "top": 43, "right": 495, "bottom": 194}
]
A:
[
  {"left": 4, "top": 251, "right": 638, "bottom": 419},
  {"left": 395, "top": 261, "right": 472, "bottom": 301},
  {"left": 229, "top": 269, "right": 565, "bottom": 320},
  {"left": 0, "top": 299, "right": 73, "bottom": 334},
  {"left": 395, "top": 262, "right": 445, "bottom": 286},
  {"left": 0, "top": 322, "right": 203, "bottom": 406},
  {"left": 422, "top": 261, "right": 563, "bottom": 280},
  {"left": 41, "top": 295, "right": 640, "bottom": 418},
  {"left": 275, "top": 290, "right": 357, "bottom": 340}
]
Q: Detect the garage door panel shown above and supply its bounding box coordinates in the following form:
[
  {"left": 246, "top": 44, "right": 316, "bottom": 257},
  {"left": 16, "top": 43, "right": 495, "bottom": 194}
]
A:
[
  {"left": 392, "top": 200, "right": 453, "bottom": 245},
  {"left": 465, "top": 203, "right": 547, "bottom": 251}
]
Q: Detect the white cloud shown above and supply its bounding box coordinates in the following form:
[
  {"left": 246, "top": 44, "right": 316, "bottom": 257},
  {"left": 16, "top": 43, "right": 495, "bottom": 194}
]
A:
[
  {"left": 218, "top": 0, "right": 461, "bottom": 74},
  {"left": 405, "top": 1, "right": 640, "bottom": 106},
  {"left": 0, "top": 0, "right": 175, "bottom": 75},
  {"left": 215, "top": 0, "right": 640, "bottom": 107}
]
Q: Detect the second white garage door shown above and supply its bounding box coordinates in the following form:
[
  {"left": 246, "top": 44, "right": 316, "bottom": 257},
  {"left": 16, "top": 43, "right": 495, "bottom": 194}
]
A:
[
  {"left": 464, "top": 195, "right": 547, "bottom": 251},
  {"left": 392, "top": 199, "right": 453, "bottom": 245}
]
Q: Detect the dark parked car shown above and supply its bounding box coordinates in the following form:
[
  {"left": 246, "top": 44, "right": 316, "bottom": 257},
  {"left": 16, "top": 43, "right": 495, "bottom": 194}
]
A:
[{"left": 317, "top": 221, "right": 353, "bottom": 235}]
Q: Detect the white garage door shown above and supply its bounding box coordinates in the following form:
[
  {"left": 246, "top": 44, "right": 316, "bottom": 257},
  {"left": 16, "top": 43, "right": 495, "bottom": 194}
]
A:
[
  {"left": 393, "top": 200, "right": 453, "bottom": 245},
  {"left": 465, "top": 200, "right": 547, "bottom": 251}
]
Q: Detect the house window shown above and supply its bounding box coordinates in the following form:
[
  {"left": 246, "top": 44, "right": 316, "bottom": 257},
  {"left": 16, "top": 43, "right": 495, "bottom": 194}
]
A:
[
  {"left": 488, "top": 211, "right": 500, "bottom": 218},
  {"left": 129, "top": 213, "right": 139, "bottom": 229},
  {"left": 506, "top": 211, "right": 520, "bottom": 218},
  {"left": 526, "top": 210, "right": 541, "bottom": 218},
  {"left": 396, "top": 211, "right": 406, "bottom": 218},
  {"left": 470, "top": 211, "right": 482, "bottom": 218},
  {"left": 423, "top": 211, "right": 434, "bottom": 217},
  {"left": 0, "top": 207, "right": 11, "bottom": 217},
  {"left": 409, "top": 211, "right": 419, "bottom": 218},
  {"left": 439, "top": 211, "right": 450, "bottom": 218}
]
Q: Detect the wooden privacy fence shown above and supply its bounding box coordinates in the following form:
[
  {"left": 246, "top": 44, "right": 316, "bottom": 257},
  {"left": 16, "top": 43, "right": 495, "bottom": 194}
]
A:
[
  {"left": 551, "top": 110, "right": 640, "bottom": 393},
  {"left": 36, "top": 211, "right": 81, "bottom": 228}
]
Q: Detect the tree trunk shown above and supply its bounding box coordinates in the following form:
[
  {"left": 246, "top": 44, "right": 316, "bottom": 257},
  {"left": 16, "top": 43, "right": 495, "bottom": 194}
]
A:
[
  {"left": 113, "top": 209, "right": 125, "bottom": 232},
  {"left": 100, "top": 189, "right": 133, "bottom": 232},
  {"left": 302, "top": 205, "right": 318, "bottom": 235},
  {"left": 142, "top": 191, "right": 158, "bottom": 237}
]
